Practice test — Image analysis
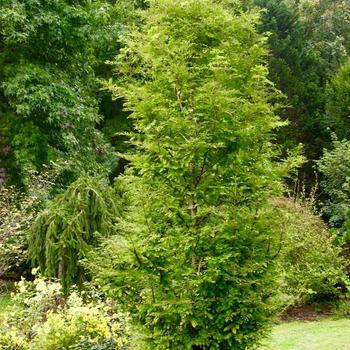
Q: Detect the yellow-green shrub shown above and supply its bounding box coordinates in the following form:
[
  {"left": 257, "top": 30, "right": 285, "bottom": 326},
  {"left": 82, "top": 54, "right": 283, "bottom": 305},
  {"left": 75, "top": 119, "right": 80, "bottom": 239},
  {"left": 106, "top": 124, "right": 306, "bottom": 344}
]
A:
[
  {"left": 0, "top": 328, "right": 27, "bottom": 350},
  {"left": 0, "top": 277, "right": 130, "bottom": 350},
  {"left": 29, "top": 292, "right": 129, "bottom": 350}
]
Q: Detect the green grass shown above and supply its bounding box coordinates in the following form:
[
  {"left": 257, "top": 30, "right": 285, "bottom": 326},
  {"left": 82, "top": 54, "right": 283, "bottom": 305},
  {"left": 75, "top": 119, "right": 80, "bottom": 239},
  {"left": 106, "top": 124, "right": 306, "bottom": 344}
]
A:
[{"left": 260, "top": 319, "right": 350, "bottom": 350}]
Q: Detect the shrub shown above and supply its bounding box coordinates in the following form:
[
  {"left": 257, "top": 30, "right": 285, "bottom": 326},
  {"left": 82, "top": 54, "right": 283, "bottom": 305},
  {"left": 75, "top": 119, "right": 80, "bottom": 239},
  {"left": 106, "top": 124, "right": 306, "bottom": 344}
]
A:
[
  {"left": 0, "top": 169, "right": 56, "bottom": 278},
  {"left": 273, "top": 198, "right": 347, "bottom": 307},
  {"left": 0, "top": 276, "right": 130, "bottom": 350},
  {"left": 0, "top": 185, "right": 29, "bottom": 279},
  {"left": 3, "top": 274, "right": 64, "bottom": 341},
  {"left": 0, "top": 331, "right": 27, "bottom": 350},
  {"left": 29, "top": 293, "right": 129, "bottom": 350},
  {"left": 317, "top": 138, "right": 350, "bottom": 236}
]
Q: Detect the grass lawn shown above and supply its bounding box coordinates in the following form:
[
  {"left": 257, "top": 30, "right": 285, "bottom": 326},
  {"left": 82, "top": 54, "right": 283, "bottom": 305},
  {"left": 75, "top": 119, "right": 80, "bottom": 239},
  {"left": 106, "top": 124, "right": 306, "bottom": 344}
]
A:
[{"left": 260, "top": 319, "right": 350, "bottom": 350}]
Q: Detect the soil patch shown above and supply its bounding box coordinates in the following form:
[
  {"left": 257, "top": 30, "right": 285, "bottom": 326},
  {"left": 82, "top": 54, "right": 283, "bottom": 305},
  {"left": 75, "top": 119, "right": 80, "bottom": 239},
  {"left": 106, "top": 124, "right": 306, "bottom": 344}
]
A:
[{"left": 280, "top": 304, "right": 333, "bottom": 322}]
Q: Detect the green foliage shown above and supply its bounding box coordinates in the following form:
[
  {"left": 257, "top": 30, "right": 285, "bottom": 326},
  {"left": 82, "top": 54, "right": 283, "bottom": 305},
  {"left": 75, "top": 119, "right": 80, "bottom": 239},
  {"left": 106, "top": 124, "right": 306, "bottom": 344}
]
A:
[
  {"left": 325, "top": 59, "right": 350, "bottom": 139},
  {"left": 317, "top": 138, "right": 350, "bottom": 235},
  {"left": 0, "top": 276, "right": 130, "bottom": 350},
  {"left": 274, "top": 198, "right": 347, "bottom": 306},
  {"left": 252, "top": 0, "right": 350, "bottom": 164},
  {"left": 29, "top": 176, "right": 119, "bottom": 291},
  {"left": 0, "top": 169, "right": 58, "bottom": 278},
  {"left": 0, "top": 2, "right": 349, "bottom": 349},
  {"left": 0, "top": 0, "right": 122, "bottom": 181},
  {"left": 29, "top": 294, "right": 128, "bottom": 350},
  {"left": 92, "top": 1, "right": 300, "bottom": 349}
]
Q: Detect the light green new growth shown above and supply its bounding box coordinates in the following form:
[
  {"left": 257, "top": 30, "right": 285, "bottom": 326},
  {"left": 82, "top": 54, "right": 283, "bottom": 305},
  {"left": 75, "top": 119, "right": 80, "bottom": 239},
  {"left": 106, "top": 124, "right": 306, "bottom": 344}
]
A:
[{"left": 93, "top": 0, "right": 302, "bottom": 349}]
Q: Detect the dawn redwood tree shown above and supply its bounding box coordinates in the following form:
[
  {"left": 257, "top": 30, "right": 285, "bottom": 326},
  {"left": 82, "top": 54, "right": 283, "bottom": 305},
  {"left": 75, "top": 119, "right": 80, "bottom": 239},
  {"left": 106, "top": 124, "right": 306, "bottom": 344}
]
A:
[{"left": 93, "top": 0, "right": 297, "bottom": 348}]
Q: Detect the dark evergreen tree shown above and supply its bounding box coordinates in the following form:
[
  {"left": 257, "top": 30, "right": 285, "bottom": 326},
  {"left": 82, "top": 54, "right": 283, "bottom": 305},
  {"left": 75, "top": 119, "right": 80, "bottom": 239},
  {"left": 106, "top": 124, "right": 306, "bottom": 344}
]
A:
[{"left": 251, "top": 0, "right": 350, "bottom": 179}]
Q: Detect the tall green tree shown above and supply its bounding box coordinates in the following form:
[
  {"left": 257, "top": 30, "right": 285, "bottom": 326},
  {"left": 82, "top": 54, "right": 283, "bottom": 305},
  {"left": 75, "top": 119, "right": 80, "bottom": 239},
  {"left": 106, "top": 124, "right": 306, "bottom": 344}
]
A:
[{"left": 92, "top": 1, "right": 298, "bottom": 348}]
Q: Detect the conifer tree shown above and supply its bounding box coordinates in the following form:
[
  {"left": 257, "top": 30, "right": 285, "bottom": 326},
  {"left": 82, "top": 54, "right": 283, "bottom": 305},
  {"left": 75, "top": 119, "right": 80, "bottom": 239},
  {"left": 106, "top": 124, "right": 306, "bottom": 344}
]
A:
[
  {"left": 29, "top": 176, "right": 119, "bottom": 291},
  {"left": 93, "top": 0, "right": 296, "bottom": 348}
]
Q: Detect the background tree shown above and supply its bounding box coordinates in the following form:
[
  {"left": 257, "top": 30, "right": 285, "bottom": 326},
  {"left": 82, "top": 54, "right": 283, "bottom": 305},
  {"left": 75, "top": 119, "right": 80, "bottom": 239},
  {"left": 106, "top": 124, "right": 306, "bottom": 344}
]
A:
[
  {"left": 325, "top": 59, "right": 350, "bottom": 139},
  {"left": 92, "top": 0, "right": 300, "bottom": 348},
  {"left": 251, "top": 0, "right": 350, "bottom": 180},
  {"left": 0, "top": 0, "right": 125, "bottom": 184}
]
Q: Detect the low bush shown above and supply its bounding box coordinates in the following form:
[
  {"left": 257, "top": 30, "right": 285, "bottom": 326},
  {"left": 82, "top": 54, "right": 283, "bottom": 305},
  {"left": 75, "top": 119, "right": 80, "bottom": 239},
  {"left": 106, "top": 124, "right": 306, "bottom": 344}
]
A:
[
  {"left": 317, "top": 138, "right": 350, "bottom": 236},
  {"left": 274, "top": 198, "right": 348, "bottom": 307},
  {"left": 30, "top": 294, "right": 128, "bottom": 350},
  {"left": 0, "top": 170, "right": 55, "bottom": 279},
  {"left": 0, "top": 276, "right": 130, "bottom": 350}
]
